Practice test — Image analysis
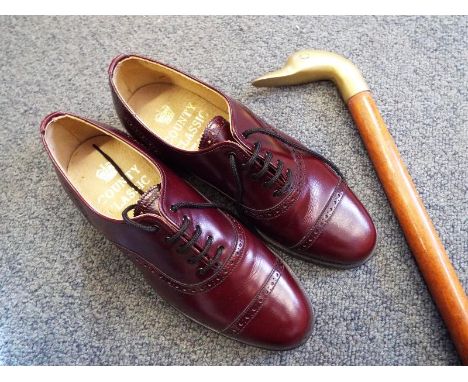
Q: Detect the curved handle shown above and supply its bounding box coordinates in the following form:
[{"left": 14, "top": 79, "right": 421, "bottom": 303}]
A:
[
  {"left": 348, "top": 91, "right": 468, "bottom": 364},
  {"left": 252, "top": 50, "right": 369, "bottom": 102}
]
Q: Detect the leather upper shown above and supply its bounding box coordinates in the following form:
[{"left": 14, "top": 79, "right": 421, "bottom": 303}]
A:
[
  {"left": 40, "top": 112, "right": 313, "bottom": 349},
  {"left": 109, "top": 55, "right": 377, "bottom": 267}
]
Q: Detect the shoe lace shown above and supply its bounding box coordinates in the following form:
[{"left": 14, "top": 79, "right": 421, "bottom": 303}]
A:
[
  {"left": 228, "top": 127, "right": 344, "bottom": 208},
  {"left": 93, "top": 143, "right": 226, "bottom": 276},
  {"left": 122, "top": 202, "right": 226, "bottom": 275}
]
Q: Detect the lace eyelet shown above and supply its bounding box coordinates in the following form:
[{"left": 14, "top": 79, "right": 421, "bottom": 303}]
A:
[{"left": 170, "top": 205, "right": 177, "bottom": 212}]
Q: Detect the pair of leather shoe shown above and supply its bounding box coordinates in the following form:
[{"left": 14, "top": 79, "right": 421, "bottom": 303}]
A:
[{"left": 41, "top": 54, "right": 377, "bottom": 350}]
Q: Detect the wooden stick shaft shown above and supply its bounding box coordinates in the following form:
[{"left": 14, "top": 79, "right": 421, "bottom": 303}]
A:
[{"left": 348, "top": 91, "right": 468, "bottom": 364}]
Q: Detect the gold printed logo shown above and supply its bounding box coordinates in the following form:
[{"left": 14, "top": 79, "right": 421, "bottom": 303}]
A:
[
  {"left": 155, "top": 105, "right": 175, "bottom": 125},
  {"left": 96, "top": 162, "right": 118, "bottom": 182},
  {"left": 96, "top": 164, "right": 150, "bottom": 208}
]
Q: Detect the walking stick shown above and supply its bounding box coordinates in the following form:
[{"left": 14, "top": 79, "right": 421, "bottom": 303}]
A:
[{"left": 252, "top": 50, "right": 468, "bottom": 364}]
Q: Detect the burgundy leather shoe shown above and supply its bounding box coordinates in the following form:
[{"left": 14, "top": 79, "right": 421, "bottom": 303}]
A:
[
  {"left": 108, "top": 54, "right": 377, "bottom": 268},
  {"left": 40, "top": 112, "right": 313, "bottom": 350}
]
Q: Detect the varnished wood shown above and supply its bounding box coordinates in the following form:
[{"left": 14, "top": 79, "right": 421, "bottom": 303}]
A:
[{"left": 348, "top": 91, "right": 468, "bottom": 364}]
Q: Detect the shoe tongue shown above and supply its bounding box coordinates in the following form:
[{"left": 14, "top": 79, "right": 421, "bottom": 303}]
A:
[
  {"left": 134, "top": 185, "right": 162, "bottom": 216},
  {"left": 198, "top": 116, "right": 233, "bottom": 149}
]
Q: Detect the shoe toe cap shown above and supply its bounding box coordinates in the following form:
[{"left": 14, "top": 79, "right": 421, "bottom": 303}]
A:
[
  {"left": 231, "top": 264, "right": 314, "bottom": 350},
  {"left": 309, "top": 185, "right": 377, "bottom": 267}
]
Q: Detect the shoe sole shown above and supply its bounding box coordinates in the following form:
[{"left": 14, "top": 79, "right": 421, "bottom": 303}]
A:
[{"left": 256, "top": 228, "right": 377, "bottom": 270}]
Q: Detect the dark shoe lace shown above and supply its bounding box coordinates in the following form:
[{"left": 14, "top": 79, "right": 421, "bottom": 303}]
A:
[
  {"left": 93, "top": 142, "right": 226, "bottom": 276},
  {"left": 228, "top": 127, "right": 344, "bottom": 208},
  {"left": 122, "top": 202, "right": 226, "bottom": 275}
]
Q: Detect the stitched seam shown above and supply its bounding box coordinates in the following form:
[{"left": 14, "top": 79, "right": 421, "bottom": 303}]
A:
[
  {"left": 152, "top": 217, "right": 245, "bottom": 294},
  {"left": 118, "top": 216, "right": 246, "bottom": 295},
  {"left": 241, "top": 150, "right": 305, "bottom": 220},
  {"left": 223, "top": 259, "right": 284, "bottom": 335},
  {"left": 146, "top": 189, "right": 160, "bottom": 206},
  {"left": 137, "top": 185, "right": 160, "bottom": 212},
  {"left": 292, "top": 180, "right": 345, "bottom": 251},
  {"left": 222, "top": 264, "right": 277, "bottom": 331}
]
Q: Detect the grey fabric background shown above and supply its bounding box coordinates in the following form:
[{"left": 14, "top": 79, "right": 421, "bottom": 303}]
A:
[{"left": 0, "top": 16, "right": 467, "bottom": 365}]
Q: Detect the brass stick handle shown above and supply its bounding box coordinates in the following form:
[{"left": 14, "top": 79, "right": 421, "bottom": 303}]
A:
[{"left": 348, "top": 91, "right": 468, "bottom": 364}]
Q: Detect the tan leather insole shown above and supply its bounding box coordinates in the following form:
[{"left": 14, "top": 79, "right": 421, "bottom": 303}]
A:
[
  {"left": 127, "top": 83, "right": 229, "bottom": 151},
  {"left": 67, "top": 135, "right": 160, "bottom": 219}
]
